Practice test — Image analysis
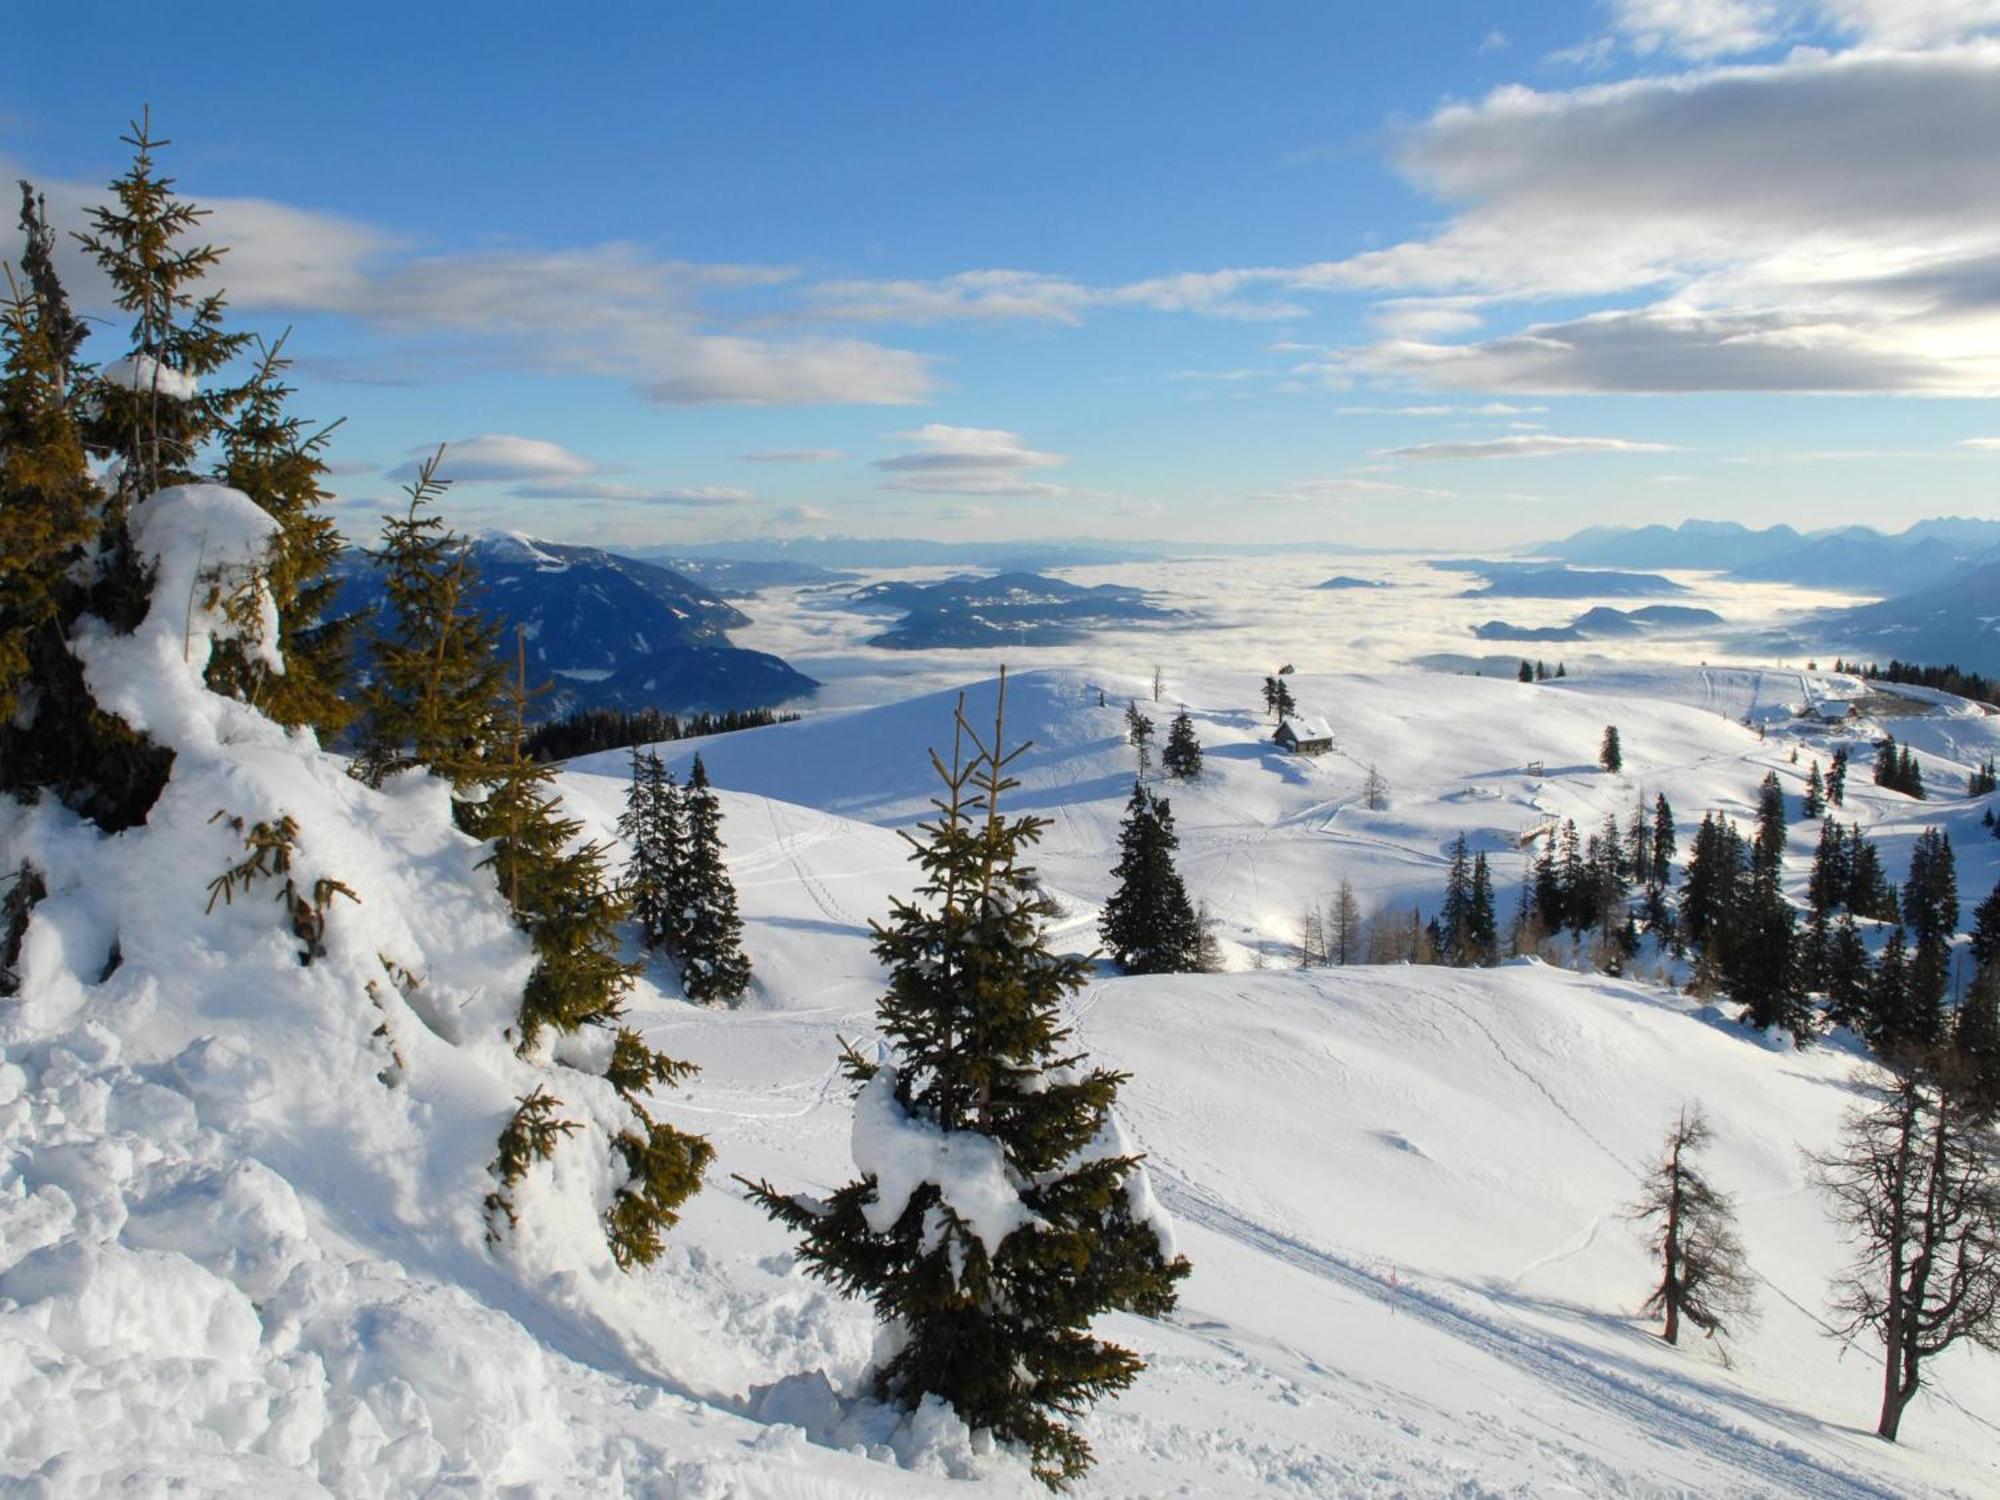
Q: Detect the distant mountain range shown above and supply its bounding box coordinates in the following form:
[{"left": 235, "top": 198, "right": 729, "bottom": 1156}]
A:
[
  {"left": 1439, "top": 561, "right": 1689, "bottom": 599},
  {"left": 1473, "top": 604, "right": 1725, "bottom": 643},
  {"left": 1814, "top": 557, "right": 2000, "bottom": 675},
  {"left": 332, "top": 533, "right": 817, "bottom": 719},
  {"left": 1540, "top": 517, "right": 2000, "bottom": 595},
  {"left": 849, "top": 571, "right": 1177, "bottom": 650},
  {"left": 1315, "top": 575, "right": 1392, "bottom": 591},
  {"left": 629, "top": 552, "right": 857, "bottom": 596}
]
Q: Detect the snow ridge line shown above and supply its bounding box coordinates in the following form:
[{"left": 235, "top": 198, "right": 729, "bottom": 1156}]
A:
[{"left": 1154, "top": 1173, "right": 1901, "bottom": 1500}]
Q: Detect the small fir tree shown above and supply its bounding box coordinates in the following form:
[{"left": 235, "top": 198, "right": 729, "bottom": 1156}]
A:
[
  {"left": 1100, "top": 781, "right": 1202, "bottom": 974},
  {"left": 1803, "top": 761, "right": 1826, "bottom": 819},
  {"left": 1599, "top": 725, "right": 1623, "bottom": 774},
  {"left": 1752, "top": 771, "right": 1787, "bottom": 874},
  {"left": 675, "top": 756, "right": 753, "bottom": 1004},
  {"left": 350, "top": 451, "right": 510, "bottom": 807},
  {"left": 619, "top": 747, "right": 684, "bottom": 954},
  {"left": 741, "top": 677, "right": 1190, "bottom": 1485},
  {"left": 1828, "top": 746, "right": 1849, "bottom": 807},
  {"left": 1161, "top": 706, "right": 1202, "bottom": 780},
  {"left": 207, "top": 332, "right": 355, "bottom": 738}
]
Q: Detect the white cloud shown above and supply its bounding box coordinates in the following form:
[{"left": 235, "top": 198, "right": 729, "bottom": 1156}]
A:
[
  {"left": 1816, "top": 0, "right": 2000, "bottom": 46},
  {"left": 3, "top": 165, "right": 934, "bottom": 408},
  {"left": 1479, "top": 29, "right": 1511, "bottom": 53},
  {"left": 873, "top": 424, "right": 1064, "bottom": 473},
  {"left": 1374, "top": 435, "right": 1677, "bottom": 460},
  {"left": 389, "top": 434, "right": 600, "bottom": 483},
  {"left": 809, "top": 269, "right": 1092, "bottom": 324},
  {"left": 1608, "top": 0, "right": 1780, "bottom": 58},
  {"left": 508, "top": 480, "right": 757, "bottom": 507},
  {"left": 869, "top": 424, "right": 1071, "bottom": 498},
  {"left": 736, "top": 449, "right": 846, "bottom": 463},
  {"left": 1958, "top": 437, "right": 2000, "bottom": 450},
  {"left": 771, "top": 503, "right": 834, "bottom": 525},
  {"left": 1324, "top": 43, "right": 2000, "bottom": 394}
]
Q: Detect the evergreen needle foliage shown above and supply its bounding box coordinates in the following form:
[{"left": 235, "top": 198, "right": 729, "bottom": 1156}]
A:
[
  {"left": 741, "top": 672, "right": 1189, "bottom": 1486},
  {"left": 1100, "top": 780, "right": 1202, "bottom": 974}
]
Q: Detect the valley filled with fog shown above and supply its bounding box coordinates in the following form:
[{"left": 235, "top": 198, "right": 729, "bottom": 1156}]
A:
[{"left": 732, "top": 552, "right": 1877, "bottom": 713}]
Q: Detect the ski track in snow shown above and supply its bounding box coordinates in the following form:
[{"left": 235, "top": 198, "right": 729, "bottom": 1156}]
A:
[{"left": 1153, "top": 1173, "right": 1901, "bottom": 1500}]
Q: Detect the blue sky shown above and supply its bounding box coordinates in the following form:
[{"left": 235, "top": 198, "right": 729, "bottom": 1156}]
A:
[{"left": 7, "top": 1, "right": 2000, "bottom": 548}]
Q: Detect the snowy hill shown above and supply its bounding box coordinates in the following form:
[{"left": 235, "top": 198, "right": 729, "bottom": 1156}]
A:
[{"left": 10, "top": 574, "right": 2000, "bottom": 1497}]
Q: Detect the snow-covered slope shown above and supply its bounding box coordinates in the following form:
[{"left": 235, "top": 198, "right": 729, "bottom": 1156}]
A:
[{"left": 10, "top": 579, "right": 2000, "bottom": 1497}]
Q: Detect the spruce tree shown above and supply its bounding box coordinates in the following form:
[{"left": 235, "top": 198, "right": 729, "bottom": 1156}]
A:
[
  {"left": 475, "top": 643, "right": 713, "bottom": 1264},
  {"left": 675, "top": 756, "right": 753, "bottom": 1004},
  {"left": 1871, "top": 928, "right": 1913, "bottom": 1050},
  {"left": 1752, "top": 771, "right": 1787, "bottom": 874},
  {"left": 1824, "top": 914, "right": 1874, "bottom": 1032},
  {"left": 1649, "top": 793, "right": 1677, "bottom": 890},
  {"left": 1902, "top": 829, "right": 1958, "bottom": 1047},
  {"left": 1518, "top": 659, "right": 1534, "bottom": 683},
  {"left": 74, "top": 112, "right": 251, "bottom": 615},
  {"left": 619, "top": 747, "right": 682, "bottom": 953},
  {"left": 1970, "top": 882, "right": 2000, "bottom": 977},
  {"left": 1437, "top": 833, "right": 1473, "bottom": 965},
  {"left": 1467, "top": 852, "right": 1499, "bottom": 966},
  {"left": 351, "top": 451, "right": 509, "bottom": 806},
  {"left": 1599, "top": 725, "right": 1623, "bottom": 774},
  {"left": 741, "top": 678, "right": 1190, "bottom": 1485},
  {"left": 0, "top": 270, "right": 96, "bottom": 738},
  {"left": 1627, "top": 1106, "right": 1754, "bottom": 1346},
  {"left": 1161, "top": 706, "right": 1202, "bottom": 780},
  {"left": 207, "top": 333, "right": 355, "bottom": 738},
  {"left": 1100, "top": 781, "right": 1201, "bottom": 974},
  {"left": 1803, "top": 761, "right": 1826, "bottom": 819},
  {"left": 1828, "top": 746, "right": 1848, "bottom": 807},
  {"left": 1955, "top": 969, "right": 2000, "bottom": 1115}
]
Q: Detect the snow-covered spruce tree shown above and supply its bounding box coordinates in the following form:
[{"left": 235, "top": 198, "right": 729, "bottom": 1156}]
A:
[
  {"left": 1599, "top": 725, "right": 1623, "bottom": 774},
  {"left": 741, "top": 676, "right": 1189, "bottom": 1485},
  {"left": 0, "top": 266, "right": 96, "bottom": 745},
  {"left": 1627, "top": 1106, "right": 1754, "bottom": 1347},
  {"left": 206, "top": 333, "right": 355, "bottom": 738},
  {"left": 1161, "top": 705, "right": 1202, "bottom": 779},
  {"left": 350, "top": 452, "right": 509, "bottom": 805},
  {"left": 618, "top": 746, "right": 684, "bottom": 954},
  {"left": 472, "top": 646, "right": 714, "bottom": 1260},
  {"left": 1100, "top": 779, "right": 1202, "bottom": 974},
  {"left": 3, "top": 127, "right": 251, "bottom": 829},
  {"left": 675, "top": 755, "right": 752, "bottom": 1004}
]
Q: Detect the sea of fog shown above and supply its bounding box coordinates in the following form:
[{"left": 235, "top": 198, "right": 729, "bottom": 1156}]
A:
[{"left": 726, "top": 552, "right": 1875, "bottom": 713}]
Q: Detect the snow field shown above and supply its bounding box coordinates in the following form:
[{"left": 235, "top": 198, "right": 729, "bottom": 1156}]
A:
[{"left": 10, "top": 570, "right": 2000, "bottom": 1498}]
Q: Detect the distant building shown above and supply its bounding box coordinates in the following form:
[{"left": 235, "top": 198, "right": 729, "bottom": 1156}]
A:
[
  {"left": 1810, "top": 700, "right": 1857, "bottom": 723},
  {"left": 1275, "top": 716, "right": 1335, "bottom": 755}
]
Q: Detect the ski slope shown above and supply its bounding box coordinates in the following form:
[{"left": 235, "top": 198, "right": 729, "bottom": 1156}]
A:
[{"left": 8, "top": 637, "right": 2000, "bottom": 1495}]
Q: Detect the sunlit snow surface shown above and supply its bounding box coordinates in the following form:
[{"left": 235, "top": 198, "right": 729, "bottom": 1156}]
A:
[{"left": 9, "top": 514, "right": 2000, "bottom": 1495}]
